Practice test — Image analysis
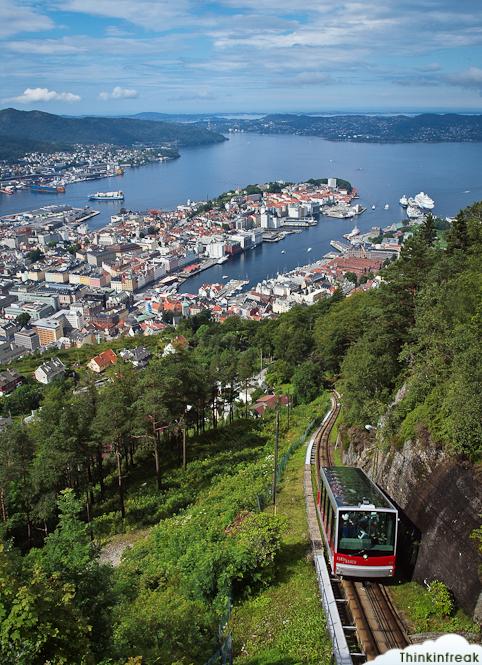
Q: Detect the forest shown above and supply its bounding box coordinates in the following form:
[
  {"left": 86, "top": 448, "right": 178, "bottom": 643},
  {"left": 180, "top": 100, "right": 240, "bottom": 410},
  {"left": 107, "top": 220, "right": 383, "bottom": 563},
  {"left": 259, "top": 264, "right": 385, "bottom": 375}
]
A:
[{"left": 0, "top": 201, "right": 480, "bottom": 663}]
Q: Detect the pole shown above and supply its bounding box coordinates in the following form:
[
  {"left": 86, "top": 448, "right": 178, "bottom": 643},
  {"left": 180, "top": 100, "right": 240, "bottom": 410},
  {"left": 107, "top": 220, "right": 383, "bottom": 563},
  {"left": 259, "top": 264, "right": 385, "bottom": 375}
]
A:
[
  {"left": 182, "top": 418, "right": 187, "bottom": 471},
  {"left": 272, "top": 404, "right": 280, "bottom": 512}
]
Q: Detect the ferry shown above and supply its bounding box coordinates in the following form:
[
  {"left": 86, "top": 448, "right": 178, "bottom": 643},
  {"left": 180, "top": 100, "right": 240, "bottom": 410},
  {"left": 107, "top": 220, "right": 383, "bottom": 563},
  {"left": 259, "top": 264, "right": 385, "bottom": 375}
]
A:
[
  {"left": 399, "top": 195, "right": 409, "bottom": 207},
  {"left": 89, "top": 191, "right": 124, "bottom": 201}
]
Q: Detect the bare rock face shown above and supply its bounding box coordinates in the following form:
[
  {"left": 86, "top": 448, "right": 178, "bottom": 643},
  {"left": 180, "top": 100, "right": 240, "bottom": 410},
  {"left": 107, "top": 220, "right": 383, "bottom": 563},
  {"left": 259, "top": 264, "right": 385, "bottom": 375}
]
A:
[{"left": 344, "top": 432, "right": 482, "bottom": 620}]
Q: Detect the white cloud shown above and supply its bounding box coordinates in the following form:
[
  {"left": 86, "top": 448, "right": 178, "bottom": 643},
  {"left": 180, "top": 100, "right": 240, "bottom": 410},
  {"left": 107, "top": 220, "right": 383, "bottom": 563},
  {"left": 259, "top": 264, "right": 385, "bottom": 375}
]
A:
[
  {"left": 12, "top": 88, "right": 81, "bottom": 103},
  {"left": 99, "top": 86, "right": 139, "bottom": 100},
  {"left": 0, "top": 0, "right": 53, "bottom": 38},
  {"left": 372, "top": 634, "right": 481, "bottom": 665},
  {"left": 446, "top": 67, "right": 482, "bottom": 90}
]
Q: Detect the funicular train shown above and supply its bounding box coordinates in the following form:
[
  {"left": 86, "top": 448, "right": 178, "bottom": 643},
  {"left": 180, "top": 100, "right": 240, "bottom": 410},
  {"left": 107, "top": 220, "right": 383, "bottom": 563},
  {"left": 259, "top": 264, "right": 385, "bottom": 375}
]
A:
[{"left": 317, "top": 466, "right": 398, "bottom": 578}]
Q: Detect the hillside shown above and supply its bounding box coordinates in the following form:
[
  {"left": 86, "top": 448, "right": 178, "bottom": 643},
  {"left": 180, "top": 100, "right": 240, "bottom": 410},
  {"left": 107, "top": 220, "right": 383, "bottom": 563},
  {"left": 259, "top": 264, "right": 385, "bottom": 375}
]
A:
[
  {"left": 208, "top": 113, "right": 482, "bottom": 142},
  {"left": 0, "top": 135, "right": 70, "bottom": 161},
  {"left": 0, "top": 203, "right": 480, "bottom": 662},
  {"left": 0, "top": 108, "right": 227, "bottom": 149}
]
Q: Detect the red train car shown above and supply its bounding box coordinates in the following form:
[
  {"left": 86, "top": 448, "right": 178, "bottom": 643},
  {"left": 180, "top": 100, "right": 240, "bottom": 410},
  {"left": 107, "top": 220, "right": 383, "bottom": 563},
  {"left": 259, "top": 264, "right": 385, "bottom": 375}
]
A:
[{"left": 317, "top": 466, "right": 398, "bottom": 578}]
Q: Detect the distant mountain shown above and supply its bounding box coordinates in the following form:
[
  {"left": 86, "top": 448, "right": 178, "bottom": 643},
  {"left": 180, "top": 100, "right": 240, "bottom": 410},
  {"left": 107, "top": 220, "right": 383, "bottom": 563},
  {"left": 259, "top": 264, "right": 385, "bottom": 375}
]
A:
[
  {"left": 207, "top": 113, "right": 482, "bottom": 143},
  {"left": 0, "top": 108, "right": 227, "bottom": 150}
]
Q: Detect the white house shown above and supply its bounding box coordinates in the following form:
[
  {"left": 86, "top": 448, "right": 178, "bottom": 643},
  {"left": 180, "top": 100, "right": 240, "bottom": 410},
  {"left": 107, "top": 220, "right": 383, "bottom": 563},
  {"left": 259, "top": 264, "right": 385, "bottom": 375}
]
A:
[{"left": 34, "top": 357, "right": 66, "bottom": 385}]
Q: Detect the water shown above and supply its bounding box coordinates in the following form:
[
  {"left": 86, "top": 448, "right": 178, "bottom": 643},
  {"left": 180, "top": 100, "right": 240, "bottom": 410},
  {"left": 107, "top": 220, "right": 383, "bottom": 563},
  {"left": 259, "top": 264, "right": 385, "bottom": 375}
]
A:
[{"left": 1, "top": 134, "right": 481, "bottom": 292}]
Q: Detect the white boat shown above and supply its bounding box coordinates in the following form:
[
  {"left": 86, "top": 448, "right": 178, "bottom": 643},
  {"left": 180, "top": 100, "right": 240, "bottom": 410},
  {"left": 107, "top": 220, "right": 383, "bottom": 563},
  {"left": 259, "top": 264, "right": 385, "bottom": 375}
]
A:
[
  {"left": 343, "top": 224, "right": 360, "bottom": 240},
  {"left": 414, "top": 191, "right": 435, "bottom": 210},
  {"left": 89, "top": 190, "right": 124, "bottom": 201},
  {"left": 222, "top": 275, "right": 229, "bottom": 279},
  {"left": 406, "top": 205, "right": 424, "bottom": 219},
  {"left": 399, "top": 195, "right": 409, "bottom": 207},
  {"left": 217, "top": 256, "right": 229, "bottom": 264},
  {"left": 281, "top": 250, "right": 286, "bottom": 254},
  {"left": 384, "top": 203, "right": 390, "bottom": 210},
  {"left": 371, "top": 204, "right": 376, "bottom": 210},
  {"left": 307, "top": 247, "right": 312, "bottom": 252}
]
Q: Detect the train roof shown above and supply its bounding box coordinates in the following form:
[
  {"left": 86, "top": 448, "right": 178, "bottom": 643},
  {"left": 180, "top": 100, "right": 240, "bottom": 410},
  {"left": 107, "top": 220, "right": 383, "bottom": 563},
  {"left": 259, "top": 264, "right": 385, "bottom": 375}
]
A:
[{"left": 322, "top": 466, "right": 395, "bottom": 510}]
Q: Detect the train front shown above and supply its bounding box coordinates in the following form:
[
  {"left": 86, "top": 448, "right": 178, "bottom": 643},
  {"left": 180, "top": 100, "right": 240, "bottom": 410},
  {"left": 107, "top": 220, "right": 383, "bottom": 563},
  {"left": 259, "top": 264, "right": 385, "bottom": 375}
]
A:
[{"left": 334, "top": 506, "right": 397, "bottom": 578}]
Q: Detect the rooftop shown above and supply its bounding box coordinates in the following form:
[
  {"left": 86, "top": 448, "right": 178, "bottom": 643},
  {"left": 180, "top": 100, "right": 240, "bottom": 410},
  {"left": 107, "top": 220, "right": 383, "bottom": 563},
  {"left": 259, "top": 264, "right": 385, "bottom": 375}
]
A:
[{"left": 322, "top": 466, "right": 394, "bottom": 510}]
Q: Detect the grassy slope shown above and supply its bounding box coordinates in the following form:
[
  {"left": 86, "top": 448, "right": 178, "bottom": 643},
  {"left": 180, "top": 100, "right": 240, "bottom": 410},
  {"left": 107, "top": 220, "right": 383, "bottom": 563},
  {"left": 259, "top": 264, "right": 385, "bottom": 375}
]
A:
[
  {"left": 389, "top": 583, "right": 478, "bottom": 636},
  {"left": 230, "top": 430, "right": 332, "bottom": 664}
]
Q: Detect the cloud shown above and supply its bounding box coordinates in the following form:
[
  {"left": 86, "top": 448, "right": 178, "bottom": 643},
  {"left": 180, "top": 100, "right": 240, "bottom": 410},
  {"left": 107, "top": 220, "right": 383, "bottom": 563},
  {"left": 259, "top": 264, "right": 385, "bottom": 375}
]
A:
[
  {"left": 446, "top": 67, "right": 482, "bottom": 90},
  {"left": 99, "top": 86, "right": 139, "bottom": 100},
  {"left": 11, "top": 87, "right": 81, "bottom": 103},
  {"left": 0, "top": 0, "right": 53, "bottom": 38},
  {"left": 372, "top": 634, "right": 481, "bottom": 665}
]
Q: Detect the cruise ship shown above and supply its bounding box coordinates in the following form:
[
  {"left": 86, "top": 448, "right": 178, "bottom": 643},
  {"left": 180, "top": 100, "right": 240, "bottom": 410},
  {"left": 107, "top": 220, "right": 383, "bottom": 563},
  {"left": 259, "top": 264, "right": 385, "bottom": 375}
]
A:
[
  {"left": 343, "top": 224, "right": 360, "bottom": 240},
  {"left": 406, "top": 205, "right": 426, "bottom": 220},
  {"left": 414, "top": 191, "right": 435, "bottom": 210},
  {"left": 89, "top": 191, "right": 124, "bottom": 201}
]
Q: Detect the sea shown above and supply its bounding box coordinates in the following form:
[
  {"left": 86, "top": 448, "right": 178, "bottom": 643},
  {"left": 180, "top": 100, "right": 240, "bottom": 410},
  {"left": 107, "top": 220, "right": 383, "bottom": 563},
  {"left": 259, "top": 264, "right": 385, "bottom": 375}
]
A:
[{"left": 1, "top": 133, "right": 481, "bottom": 293}]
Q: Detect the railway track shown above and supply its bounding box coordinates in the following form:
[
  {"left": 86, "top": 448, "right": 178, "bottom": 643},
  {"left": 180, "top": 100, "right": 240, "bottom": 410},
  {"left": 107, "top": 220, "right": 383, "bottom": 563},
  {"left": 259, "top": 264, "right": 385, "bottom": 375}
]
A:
[{"left": 311, "top": 392, "right": 410, "bottom": 662}]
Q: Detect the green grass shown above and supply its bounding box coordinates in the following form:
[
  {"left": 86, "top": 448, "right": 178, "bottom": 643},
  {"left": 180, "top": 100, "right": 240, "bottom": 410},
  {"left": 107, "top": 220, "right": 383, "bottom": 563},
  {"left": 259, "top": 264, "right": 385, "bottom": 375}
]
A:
[
  {"left": 230, "top": 436, "right": 332, "bottom": 664},
  {"left": 390, "top": 582, "right": 479, "bottom": 635},
  {"left": 329, "top": 409, "right": 344, "bottom": 466}
]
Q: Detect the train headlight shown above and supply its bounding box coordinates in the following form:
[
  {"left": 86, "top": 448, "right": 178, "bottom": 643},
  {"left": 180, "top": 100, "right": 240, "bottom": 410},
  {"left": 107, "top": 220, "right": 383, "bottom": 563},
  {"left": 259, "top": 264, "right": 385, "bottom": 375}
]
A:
[{"left": 363, "top": 554, "right": 368, "bottom": 560}]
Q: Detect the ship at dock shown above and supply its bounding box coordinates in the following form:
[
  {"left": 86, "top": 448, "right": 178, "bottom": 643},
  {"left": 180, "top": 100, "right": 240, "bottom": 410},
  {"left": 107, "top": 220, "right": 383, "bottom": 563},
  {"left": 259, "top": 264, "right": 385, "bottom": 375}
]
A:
[
  {"left": 31, "top": 183, "right": 65, "bottom": 193},
  {"left": 89, "top": 191, "right": 124, "bottom": 201}
]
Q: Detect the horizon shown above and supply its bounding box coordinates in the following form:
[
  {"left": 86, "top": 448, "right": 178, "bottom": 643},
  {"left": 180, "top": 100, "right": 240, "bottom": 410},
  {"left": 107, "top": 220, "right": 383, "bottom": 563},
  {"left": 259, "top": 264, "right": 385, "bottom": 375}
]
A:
[
  {"left": 3, "top": 107, "right": 482, "bottom": 118},
  {"left": 1, "top": 1, "right": 482, "bottom": 115}
]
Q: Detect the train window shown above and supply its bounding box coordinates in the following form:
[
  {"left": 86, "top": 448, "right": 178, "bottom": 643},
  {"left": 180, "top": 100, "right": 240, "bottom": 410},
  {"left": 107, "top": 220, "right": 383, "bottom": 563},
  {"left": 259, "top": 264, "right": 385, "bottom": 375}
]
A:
[
  {"left": 330, "top": 511, "right": 336, "bottom": 546},
  {"left": 326, "top": 503, "right": 332, "bottom": 538},
  {"left": 337, "top": 511, "right": 396, "bottom": 557}
]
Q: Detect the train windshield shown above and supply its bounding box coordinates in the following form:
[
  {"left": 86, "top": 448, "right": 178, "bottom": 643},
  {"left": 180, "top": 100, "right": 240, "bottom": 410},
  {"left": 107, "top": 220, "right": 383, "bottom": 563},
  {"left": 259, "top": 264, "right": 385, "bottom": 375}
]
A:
[{"left": 337, "top": 510, "right": 396, "bottom": 557}]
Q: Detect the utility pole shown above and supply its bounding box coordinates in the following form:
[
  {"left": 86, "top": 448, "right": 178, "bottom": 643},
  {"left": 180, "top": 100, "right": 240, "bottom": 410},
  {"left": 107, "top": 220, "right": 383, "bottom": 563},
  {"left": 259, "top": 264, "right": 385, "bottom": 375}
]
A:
[{"left": 272, "top": 403, "right": 280, "bottom": 513}]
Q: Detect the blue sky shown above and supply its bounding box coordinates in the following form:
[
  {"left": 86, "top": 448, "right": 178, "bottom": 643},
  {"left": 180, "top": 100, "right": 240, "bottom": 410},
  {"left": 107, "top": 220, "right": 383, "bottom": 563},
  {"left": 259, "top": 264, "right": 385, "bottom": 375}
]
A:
[{"left": 1, "top": 0, "right": 482, "bottom": 114}]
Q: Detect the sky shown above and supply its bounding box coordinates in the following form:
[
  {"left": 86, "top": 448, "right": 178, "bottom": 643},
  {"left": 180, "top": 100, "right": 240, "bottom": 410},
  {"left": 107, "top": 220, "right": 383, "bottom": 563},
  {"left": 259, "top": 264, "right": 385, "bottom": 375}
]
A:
[{"left": 1, "top": 0, "right": 482, "bottom": 115}]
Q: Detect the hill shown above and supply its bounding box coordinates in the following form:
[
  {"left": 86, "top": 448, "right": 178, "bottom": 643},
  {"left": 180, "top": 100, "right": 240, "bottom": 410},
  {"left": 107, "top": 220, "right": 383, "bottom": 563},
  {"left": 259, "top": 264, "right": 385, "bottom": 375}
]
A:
[
  {"left": 0, "top": 134, "right": 70, "bottom": 161},
  {"left": 0, "top": 108, "right": 227, "bottom": 150},
  {"left": 208, "top": 112, "right": 482, "bottom": 142}
]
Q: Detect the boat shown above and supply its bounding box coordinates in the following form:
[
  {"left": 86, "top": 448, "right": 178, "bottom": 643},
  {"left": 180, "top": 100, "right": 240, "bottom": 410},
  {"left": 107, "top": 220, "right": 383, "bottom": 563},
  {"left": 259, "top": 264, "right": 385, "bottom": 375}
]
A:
[
  {"left": 399, "top": 195, "right": 409, "bottom": 207},
  {"left": 307, "top": 247, "right": 312, "bottom": 252},
  {"left": 217, "top": 256, "right": 229, "bottom": 265},
  {"left": 371, "top": 205, "right": 376, "bottom": 210},
  {"left": 222, "top": 275, "right": 229, "bottom": 279},
  {"left": 414, "top": 191, "right": 435, "bottom": 210},
  {"left": 406, "top": 205, "right": 425, "bottom": 219},
  {"left": 31, "top": 183, "right": 65, "bottom": 193},
  {"left": 0, "top": 186, "right": 14, "bottom": 194},
  {"left": 384, "top": 203, "right": 390, "bottom": 210},
  {"left": 281, "top": 250, "right": 286, "bottom": 254},
  {"left": 89, "top": 191, "right": 124, "bottom": 201},
  {"left": 343, "top": 224, "right": 360, "bottom": 240}
]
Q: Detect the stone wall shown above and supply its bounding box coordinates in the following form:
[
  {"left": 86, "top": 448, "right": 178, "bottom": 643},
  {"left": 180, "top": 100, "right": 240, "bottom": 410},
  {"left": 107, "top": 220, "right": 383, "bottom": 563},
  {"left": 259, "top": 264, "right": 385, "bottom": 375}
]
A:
[{"left": 342, "top": 430, "right": 482, "bottom": 621}]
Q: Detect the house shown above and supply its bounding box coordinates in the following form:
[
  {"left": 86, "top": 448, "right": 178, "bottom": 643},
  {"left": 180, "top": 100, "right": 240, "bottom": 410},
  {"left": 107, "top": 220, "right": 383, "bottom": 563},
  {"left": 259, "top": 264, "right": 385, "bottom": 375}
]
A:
[
  {"left": 0, "top": 369, "right": 23, "bottom": 396},
  {"left": 34, "top": 357, "right": 66, "bottom": 385},
  {"left": 119, "top": 346, "right": 151, "bottom": 368},
  {"left": 87, "top": 349, "right": 117, "bottom": 373},
  {"left": 162, "top": 335, "right": 188, "bottom": 357},
  {"left": 254, "top": 394, "right": 290, "bottom": 416}
]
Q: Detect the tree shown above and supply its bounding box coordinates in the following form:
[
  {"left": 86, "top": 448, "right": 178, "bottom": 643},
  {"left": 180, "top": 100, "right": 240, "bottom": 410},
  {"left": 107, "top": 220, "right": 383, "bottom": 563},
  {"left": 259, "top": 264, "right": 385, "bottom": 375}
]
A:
[
  {"left": 238, "top": 348, "right": 258, "bottom": 418},
  {"left": 27, "top": 489, "right": 114, "bottom": 659},
  {"left": 292, "top": 361, "right": 322, "bottom": 404},
  {"left": 0, "top": 543, "right": 93, "bottom": 665},
  {"left": 15, "top": 312, "right": 31, "bottom": 328},
  {"left": 344, "top": 271, "right": 358, "bottom": 285},
  {"left": 420, "top": 213, "right": 436, "bottom": 246},
  {"left": 0, "top": 424, "right": 34, "bottom": 542},
  {"left": 26, "top": 249, "right": 44, "bottom": 262},
  {"left": 447, "top": 212, "right": 468, "bottom": 252}
]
